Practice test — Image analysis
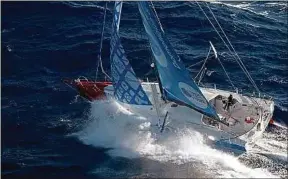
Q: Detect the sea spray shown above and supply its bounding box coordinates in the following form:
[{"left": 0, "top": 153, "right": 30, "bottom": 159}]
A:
[{"left": 73, "top": 100, "right": 279, "bottom": 178}]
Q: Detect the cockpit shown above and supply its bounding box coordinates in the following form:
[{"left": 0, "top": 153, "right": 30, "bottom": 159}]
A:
[{"left": 201, "top": 91, "right": 262, "bottom": 137}]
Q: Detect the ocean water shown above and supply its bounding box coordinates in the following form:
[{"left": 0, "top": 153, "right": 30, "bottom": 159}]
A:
[{"left": 1, "top": 1, "right": 287, "bottom": 178}]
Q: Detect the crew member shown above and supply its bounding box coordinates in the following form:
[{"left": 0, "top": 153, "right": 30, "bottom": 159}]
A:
[{"left": 225, "top": 94, "right": 233, "bottom": 111}]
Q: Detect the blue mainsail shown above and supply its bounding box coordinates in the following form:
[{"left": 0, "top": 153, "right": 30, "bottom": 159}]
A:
[
  {"left": 110, "top": 1, "right": 151, "bottom": 105},
  {"left": 138, "top": 1, "right": 219, "bottom": 119}
]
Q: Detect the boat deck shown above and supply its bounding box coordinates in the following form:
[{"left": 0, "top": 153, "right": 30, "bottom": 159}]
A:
[
  {"left": 103, "top": 82, "right": 273, "bottom": 139},
  {"left": 201, "top": 87, "right": 273, "bottom": 138}
]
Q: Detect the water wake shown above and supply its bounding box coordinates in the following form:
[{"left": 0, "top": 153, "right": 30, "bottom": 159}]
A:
[{"left": 74, "top": 100, "right": 284, "bottom": 178}]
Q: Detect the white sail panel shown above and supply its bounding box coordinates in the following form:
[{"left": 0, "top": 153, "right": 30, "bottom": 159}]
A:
[{"left": 110, "top": 1, "right": 151, "bottom": 105}]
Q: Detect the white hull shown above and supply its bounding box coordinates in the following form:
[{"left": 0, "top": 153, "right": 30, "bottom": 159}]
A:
[{"left": 104, "top": 82, "right": 274, "bottom": 155}]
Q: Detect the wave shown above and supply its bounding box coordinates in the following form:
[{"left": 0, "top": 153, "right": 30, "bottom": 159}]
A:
[
  {"left": 267, "top": 75, "right": 288, "bottom": 85},
  {"left": 1, "top": 28, "right": 15, "bottom": 33},
  {"left": 210, "top": 1, "right": 283, "bottom": 23},
  {"left": 275, "top": 103, "right": 288, "bottom": 112},
  {"left": 70, "top": 100, "right": 282, "bottom": 178},
  {"left": 61, "top": 1, "right": 111, "bottom": 12},
  {"left": 243, "top": 127, "right": 287, "bottom": 178}
]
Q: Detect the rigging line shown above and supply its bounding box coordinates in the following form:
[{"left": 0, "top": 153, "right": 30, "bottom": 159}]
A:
[
  {"left": 194, "top": 46, "right": 211, "bottom": 80},
  {"left": 217, "top": 56, "right": 236, "bottom": 90},
  {"left": 203, "top": 2, "right": 259, "bottom": 94},
  {"left": 148, "top": 1, "right": 166, "bottom": 97},
  {"left": 95, "top": 56, "right": 100, "bottom": 81},
  {"left": 210, "top": 41, "right": 236, "bottom": 90},
  {"left": 204, "top": 2, "right": 260, "bottom": 93},
  {"left": 194, "top": 1, "right": 249, "bottom": 84},
  {"left": 95, "top": 3, "right": 104, "bottom": 81},
  {"left": 192, "top": 1, "right": 259, "bottom": 93},
  {"left": 96, "top": 2, "right": 111, "bottom": 81},
  {"left": 198, "top": 67, "right": 207, "bottom": 85},
  {"left": 187, "top": 59, "right": 205, "bottom": 68},
  {"left": 205, "top": 2, "right": 254, "bottom": 80},
  {"left": 150, "top": 1, "right": 164, "bottom": 32}
]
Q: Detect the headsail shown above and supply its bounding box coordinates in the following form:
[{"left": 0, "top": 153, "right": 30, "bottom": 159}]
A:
[
  {"left": 138, "top": 1, "right": 218, "bottom": 119},
  {"left": 110, "top": 1, "right": 151, "bottom": 105}
]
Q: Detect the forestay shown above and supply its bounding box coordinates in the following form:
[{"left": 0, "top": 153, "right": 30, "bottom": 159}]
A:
[
  {"left": 138, "top": 1, "right": 218, "bottom": 119},
  {"left": 110, "top": 1, "right": 151, "bottom": 105}
]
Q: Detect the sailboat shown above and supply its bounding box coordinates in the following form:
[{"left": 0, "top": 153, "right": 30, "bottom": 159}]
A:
[{"left": 63, "top": 1, "right": 276, "bottom": 155}]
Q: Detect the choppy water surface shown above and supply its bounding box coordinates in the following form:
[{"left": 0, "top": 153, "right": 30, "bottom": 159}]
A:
[{"left": 2, "top": 1, "right": 287, "bottom": 178}]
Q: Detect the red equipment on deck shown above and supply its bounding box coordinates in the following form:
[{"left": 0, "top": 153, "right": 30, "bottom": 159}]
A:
[{"left": 62, "top": 77, "right": 112, "bottom": 101}]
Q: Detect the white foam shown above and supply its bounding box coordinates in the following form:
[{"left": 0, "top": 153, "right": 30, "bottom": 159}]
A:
[
  {"left": 210, "top": 1, "right": 279, "bottom": 22},
  {"left": 62, "top": 1, "right": 110, "bottom": 11},
  {"left": 7, "top": 45, "right": 12, "bottom": 52},
  {"left": 73, "top": 100, "right": 281, "bottom": 178}
]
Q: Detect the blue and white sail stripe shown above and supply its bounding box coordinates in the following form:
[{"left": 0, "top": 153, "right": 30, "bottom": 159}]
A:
[
  {"left": 110, "top": 1, "right": 151, "bottom": 105},
  {"left": 138, "top": 1, "right": 218, "bottom": 119}
]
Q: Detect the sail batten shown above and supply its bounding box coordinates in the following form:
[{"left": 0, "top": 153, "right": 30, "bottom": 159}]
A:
[
  {"left": 110, "top": 1, "right": 151, "bottom": 105},
  {"left": 138, "top": 1, "right": 219, "bottom": 119}
]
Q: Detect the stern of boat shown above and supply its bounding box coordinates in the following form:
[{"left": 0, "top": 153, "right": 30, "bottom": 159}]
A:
[{"left": 240, "top": 98, "right": 274, "bottom": 143}]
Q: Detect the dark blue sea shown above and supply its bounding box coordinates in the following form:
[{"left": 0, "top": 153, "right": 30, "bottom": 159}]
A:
[{"left": 1, "top": 1, "right": 287, "bottom": 178}]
